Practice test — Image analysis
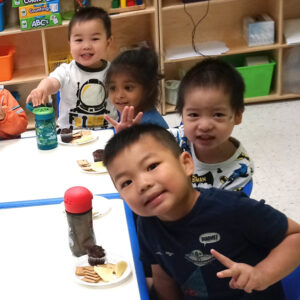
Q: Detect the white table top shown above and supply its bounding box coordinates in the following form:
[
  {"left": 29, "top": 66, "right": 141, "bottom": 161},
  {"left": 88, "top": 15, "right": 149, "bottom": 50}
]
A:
[
  {"left": 0, "top": 130, "right": 148, "bottom": 300},
  {"left": 0, "top": 199, "right": 146, "bottom": 300},
  {"left": 0, "top": 129, "right": 117, "bottom": 203}
]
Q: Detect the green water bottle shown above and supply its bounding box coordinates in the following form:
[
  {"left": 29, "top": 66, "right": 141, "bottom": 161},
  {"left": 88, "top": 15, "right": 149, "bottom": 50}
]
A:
[{"left": 31, "top": 105, "right": 58, "bottom": 150}]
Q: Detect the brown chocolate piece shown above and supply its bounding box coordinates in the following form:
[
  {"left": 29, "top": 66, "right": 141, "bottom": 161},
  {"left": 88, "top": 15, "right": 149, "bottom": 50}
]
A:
[
  {"left": 92, "top": 149, "right": 104, "bottom": 162},
  {"left": 87, "top": 245, "right": 106, "bottom": 266},
  {"left": 60, "top": 128, "right": 73, "bottom": 143}
]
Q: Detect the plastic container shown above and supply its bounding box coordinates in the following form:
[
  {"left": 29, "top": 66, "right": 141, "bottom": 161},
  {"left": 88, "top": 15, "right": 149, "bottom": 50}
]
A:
[
  {"left": 48, "top": 52, "right": 69, "bottom": 73},
  {"left": 165, "top": 80, "right": 180, "bottom": 106},
  {"left": 64, "top": 186, "right": 96, "bottom": 257},
  {"left": 0, "top": 46, "right": 16, "bottom": 81},
  {"left": 112, "top": 0, "right": 120, "bottom": 8},
  {"left": 0, "top": 0, "right": 5, "bottom": 32},
  {"left": 26, "top": 103, "right": 58, "bottom": 150},
  {"left": 223, "top": 54, "right": 276, "bottom": 98}
]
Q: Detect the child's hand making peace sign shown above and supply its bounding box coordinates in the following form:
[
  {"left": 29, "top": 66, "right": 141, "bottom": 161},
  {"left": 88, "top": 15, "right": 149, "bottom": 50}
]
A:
[{"left": 211, "top": 249, "right": 269, "bottom": 294}]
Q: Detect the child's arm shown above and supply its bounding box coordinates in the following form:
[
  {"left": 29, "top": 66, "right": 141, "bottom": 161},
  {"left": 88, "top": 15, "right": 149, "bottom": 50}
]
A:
[
  {"left": 26, "top": 77, "right": 60, "bottom": 106},
  {"left": 211, "top": 217, "right": 300, "bottom": 293},
  {"left": 0, "top": 90, "right": 28, "bottom": 138},
  {"left": 152, "top": 264, "right": 182, "bottom": 300},
  {"left": 104, "top": 105, "right": 143, "bottom": 133}
]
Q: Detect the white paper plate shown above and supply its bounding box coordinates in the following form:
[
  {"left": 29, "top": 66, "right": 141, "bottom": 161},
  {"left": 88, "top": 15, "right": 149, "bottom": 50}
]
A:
[
  {"left": 73, "top": 254, "right": 131, "bottom": 287},
  {"left": 78, "top": 162, "right": 107, "bottom": 174},
  {"left": 62, "top": 195, "right": 111, "bottom": 219},
  {"left": 92, "top": 195, "right": 111, "bottom": 218},
  {"left": 58, "top": 130, "right": 98, "bottom": 146}
]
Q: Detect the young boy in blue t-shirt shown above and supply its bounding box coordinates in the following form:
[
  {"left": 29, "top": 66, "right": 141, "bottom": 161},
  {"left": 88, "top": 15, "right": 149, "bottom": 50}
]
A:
[{"left": 103, "top": 124, "right": 300, "bottom": 300}]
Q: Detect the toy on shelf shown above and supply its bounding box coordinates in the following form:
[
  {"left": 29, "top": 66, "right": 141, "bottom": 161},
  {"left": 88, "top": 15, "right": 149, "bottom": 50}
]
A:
[
  {"left": 0, "top": 0, "right": 5, "bottom": 32},
  {"left": 112, "top": 0, "right": 120, "bottom": 9},
  {"left": 74, "top": 0, "right": 90, "bottom": 12},
  {"left": 110, "top": 0, "right": 145, "bottom": 14}
]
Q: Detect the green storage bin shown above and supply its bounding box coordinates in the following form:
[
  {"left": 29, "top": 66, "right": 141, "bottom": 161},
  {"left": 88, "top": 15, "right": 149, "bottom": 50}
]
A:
[{"left": 223, "top": 55, "right": 276, "bottom": 98}]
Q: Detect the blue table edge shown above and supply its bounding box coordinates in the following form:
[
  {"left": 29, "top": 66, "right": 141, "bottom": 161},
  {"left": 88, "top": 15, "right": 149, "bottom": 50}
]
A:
[{"left": 0, "top": 193, "right": 149, "bottom": 300}]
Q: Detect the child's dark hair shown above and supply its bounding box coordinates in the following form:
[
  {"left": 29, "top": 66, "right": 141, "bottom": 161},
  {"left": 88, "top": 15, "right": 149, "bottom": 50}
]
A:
[
  {"left": 105, "top": 47, "right": 163, "bottom": 112},
  {"left": 104, "top": 124, "right": 182, "bottom": 167},
  {"left": 68, "top": 7, "right": 111, "bottom": 40},
  {"left": 176, "top": 58, "right": 245, "bottom": 114}
]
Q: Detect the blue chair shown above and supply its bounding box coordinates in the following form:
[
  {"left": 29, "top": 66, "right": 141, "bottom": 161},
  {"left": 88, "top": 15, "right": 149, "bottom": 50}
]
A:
[
  {"left": 282, "top": 265, "right": 300, "bottom": 300},
  {"left": 242, "top": 179, "right": 253, "bottom": 197}
]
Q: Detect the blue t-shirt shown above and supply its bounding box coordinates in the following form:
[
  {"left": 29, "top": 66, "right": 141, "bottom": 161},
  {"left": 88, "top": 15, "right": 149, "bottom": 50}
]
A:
[
  {"left": 138, "top": 188, "right": 287, "bottom": 299},
  {"left": 117, "top": 108, "right": 168, "bottom": 129},
  {"left": 141, "top": 108, "right": 169, "bottom": 129}
]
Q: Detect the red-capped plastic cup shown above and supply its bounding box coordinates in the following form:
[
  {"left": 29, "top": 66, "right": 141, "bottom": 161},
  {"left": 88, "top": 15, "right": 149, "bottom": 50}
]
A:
[{"left": 64, "top": 186, "right": 93, "bottom": 214}]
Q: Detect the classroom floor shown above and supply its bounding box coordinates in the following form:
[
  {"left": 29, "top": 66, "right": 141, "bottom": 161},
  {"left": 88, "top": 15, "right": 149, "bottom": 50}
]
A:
[{"left": 163, "top": 99, "right": 300, "bottom": 223}]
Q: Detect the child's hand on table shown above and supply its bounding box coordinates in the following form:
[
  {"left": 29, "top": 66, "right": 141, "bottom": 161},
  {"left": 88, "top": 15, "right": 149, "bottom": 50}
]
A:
[{"left": 104, "top": 106, "right": 143, "bottom": 133}]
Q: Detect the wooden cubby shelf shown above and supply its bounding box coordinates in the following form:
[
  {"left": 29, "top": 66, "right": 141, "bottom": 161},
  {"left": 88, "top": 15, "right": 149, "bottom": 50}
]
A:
[
  {"left": 1, "top": 0, "right": 299, "bottom": 128},
  {"left": 158, "top": 0, "right": 300, "bottom": 113}
]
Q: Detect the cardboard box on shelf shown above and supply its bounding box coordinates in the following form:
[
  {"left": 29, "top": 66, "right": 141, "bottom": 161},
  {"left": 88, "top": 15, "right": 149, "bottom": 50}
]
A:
[
  {"left": 19, "top": 0, "right": 60, "bottom": 19},
  {"left": 13, "top": 0, "right": 54, "bottom": 7},
  {"left": 243, "top": 14, "right": 274, "bottom": 47},
  {"left": 20, "top": 12, "right": 62, "bottom": 30}
]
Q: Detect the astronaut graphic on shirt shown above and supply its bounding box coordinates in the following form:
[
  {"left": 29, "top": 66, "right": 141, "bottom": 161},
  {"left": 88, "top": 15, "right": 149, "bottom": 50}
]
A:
[{"left": 69, "top": 78, "right": 110, "bottom": 128}]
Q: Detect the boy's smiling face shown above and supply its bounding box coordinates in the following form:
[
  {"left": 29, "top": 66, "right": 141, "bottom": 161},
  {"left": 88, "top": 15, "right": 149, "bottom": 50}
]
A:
[
  {"left": 107, "top": 135, "right": 198, "bottom": 221},
  {"left": 69, "top": 19, "right": 112, "bottom": 68},
  {"left": 182, "top": 87, "right": 242, "bottom": 161}
]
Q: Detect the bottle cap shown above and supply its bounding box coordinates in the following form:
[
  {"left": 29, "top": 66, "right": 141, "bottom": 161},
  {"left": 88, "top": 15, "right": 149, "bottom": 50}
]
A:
[
  {"left": 32, "top": 106, "right": 55, "bottom": 120},
  {"left": 64, "top": 186, "right": 93, "bottom": 213}
]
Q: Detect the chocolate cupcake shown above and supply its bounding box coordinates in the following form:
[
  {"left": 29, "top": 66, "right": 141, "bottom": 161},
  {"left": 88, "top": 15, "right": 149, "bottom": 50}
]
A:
[
  {"left": 87, "top": 245, "right": 106, "bottom": 266},
  {"left": 92, "top": 149, "right": 104, "bottom": 162},
  {"left": 60, "top": 128, "right": 73, "bottom": 143}
]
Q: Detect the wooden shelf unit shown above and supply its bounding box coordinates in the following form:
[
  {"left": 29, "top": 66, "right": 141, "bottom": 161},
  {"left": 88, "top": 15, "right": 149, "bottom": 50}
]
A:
[
  {"left": 1, "top": 0, "right": 300, "bottom": 126},
  {"left": 158, "top": 0, "right": 300, "bottom": 114}
]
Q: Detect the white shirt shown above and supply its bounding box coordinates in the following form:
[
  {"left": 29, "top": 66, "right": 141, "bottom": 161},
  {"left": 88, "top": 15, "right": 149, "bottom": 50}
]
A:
[{"left": 50, "top": 60, "right": 117, "bottom": 129}]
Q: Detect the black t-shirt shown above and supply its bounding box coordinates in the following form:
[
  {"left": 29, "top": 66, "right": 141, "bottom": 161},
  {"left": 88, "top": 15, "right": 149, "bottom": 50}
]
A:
[{"left": 138, "top": 188, "right": 287, "bottom": 299}]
